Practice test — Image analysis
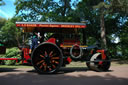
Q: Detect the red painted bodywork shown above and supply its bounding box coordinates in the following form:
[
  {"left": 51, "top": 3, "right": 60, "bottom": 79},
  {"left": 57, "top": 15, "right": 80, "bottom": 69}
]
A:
[
  {"left": 16, "top": 24, "right": 86, "bottom": 29},
  {"left": 20, "top": 38, "right": 56, "bottom": 64},
  {"left": 97, "top": 50, "right": 106, "bottom": 65},
  {"left": 97, "top": 50, "right": 106, "bottom": 60},
  {"left": 46, "top": 38, "right": 56, "bottom": 44},
  {"left": 66, "top": 57, "right": 72, "bottom": 64},
  {"left": 21, "top": 48, "right": 31, "bottom": 64},
  {"left": 0, "top": 58, "right": 18, "bottom": 62},
  {"left": 15, "top": 22, "right": 86, "bottom": 64},
  {"left": 63, "top": 40, "right": 80, "bottom": 45}
]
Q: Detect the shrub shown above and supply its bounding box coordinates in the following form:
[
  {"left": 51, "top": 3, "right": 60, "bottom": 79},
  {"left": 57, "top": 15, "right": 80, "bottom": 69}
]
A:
[{"left": 0, "top": 47, "right": 20, "bottom": 65}]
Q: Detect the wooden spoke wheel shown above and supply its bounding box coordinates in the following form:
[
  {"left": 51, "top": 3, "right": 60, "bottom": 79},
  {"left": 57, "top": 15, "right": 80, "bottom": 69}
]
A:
[
  {"left": 31, "top": 43, "right": 63, "bottom": 74},
  {"left": 86, "top": 53, "right": 111, "bottom": 72}
]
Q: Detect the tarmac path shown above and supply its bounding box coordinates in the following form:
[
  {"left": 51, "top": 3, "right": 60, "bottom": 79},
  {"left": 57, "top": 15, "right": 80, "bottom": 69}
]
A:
[{"left": 0, "top": 64, "right": 128, "bottom": 85}]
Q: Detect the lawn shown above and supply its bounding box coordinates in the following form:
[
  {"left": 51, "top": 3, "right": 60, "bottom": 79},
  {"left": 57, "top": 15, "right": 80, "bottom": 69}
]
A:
[
  {"left": 0, "top": 60, "right": 128, "bottom": 68},
  {"left": 0, "top": 65, "right": 32, "bottom": 68}
]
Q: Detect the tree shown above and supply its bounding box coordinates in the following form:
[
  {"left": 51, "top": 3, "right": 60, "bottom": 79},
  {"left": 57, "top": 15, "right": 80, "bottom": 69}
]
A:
[
  {"left": 59, "top": 0, "right": 71, "bottom": 16},
  {"left": 0, "top": 17, "right": 7, "bottom": 30},
  {"left": 92, "top": 0, "right": 110, "bottom": 48},
  {"left": 14, "top": 0, "right": 59, "bottom": 21},
  {"left": 93, "top": 0, "right": 128, "bottom": 48},
  {"left": 74, "top": 0, "right": 103, "bottom": 45},
  {"left": 0, "top": 17, "right": 22, "bottom": 47},
  {"left": 54, "top": 0, "right": 72, "bottom": 22},
  {"left": 0, "top": 0, "right": 5, "bottom": 6},
  {"left": 110, "top": 0, "right": 128, "bottom": 15},
  {"left": 14, "top": 0, "right": 76, "bottom": 22},
  {"left": 119, "top": 21, "right": 128, "bottom": 59}
]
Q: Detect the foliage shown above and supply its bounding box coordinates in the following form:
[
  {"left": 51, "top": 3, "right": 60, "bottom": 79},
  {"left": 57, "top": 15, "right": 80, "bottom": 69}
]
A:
[
  {"left": 14, "top": 0, "right": 59, "bottom": 21},
  {"left": 0, "top": 47, "right": 20, "bottom": 65},
  {"left": 0, "top": 0, "right": 127, "bottom": 60},
  {"left": 118, "top": 22, "right": 128, "bottom": 59},
  {"left": 92, "top": 0, "right": 128, "bottom": 48},
  {"left": 74, "top": 0, "right": 101, "bottom": 45},
  {"left": 73, "top": 0, "right": 128, "bottom": 59},
  {"left": 0, "top": 0, "right": 5, "bottom": 6},
  {"left": 0, "top": 17, "right": 22, "bottom": 47},
  {"left": 110, "top": 0, "right": 128, "bottom": 15},
  {"left": 0, "top": 17, "right": 7, "bottom": 30},
  {"left": 14, "top": 0, "right": 76, "bottom": 22}
]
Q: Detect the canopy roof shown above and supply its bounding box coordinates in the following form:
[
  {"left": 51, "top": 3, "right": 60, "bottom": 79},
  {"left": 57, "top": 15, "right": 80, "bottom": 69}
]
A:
[{"left": 16, "top": 22, "right": 86, "bottom": 33}]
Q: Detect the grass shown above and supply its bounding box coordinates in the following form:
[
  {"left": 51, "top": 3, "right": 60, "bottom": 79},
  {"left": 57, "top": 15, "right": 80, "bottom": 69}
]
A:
[
  {"left": 0, "top": 60, "right": 128, "bottom": 69},
  {"left": 111, "top": 60, "right": 128, "bottom": 66},
  {"left": 0, "top": 65, "right": 32, "bottom": 68},
  {"left": 66, "top": 61, "right": 86, "bottom": 67}
]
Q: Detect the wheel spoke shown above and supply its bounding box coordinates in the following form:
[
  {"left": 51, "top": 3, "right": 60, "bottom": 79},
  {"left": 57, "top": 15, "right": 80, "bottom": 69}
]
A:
[
  {"left": 45, "top": 51, "right": 48, "bottom": 56},
  {"left": 43, "top": 64, "right": 47, "bottom": 71},
  {"left": 40, "top": 55, "right": 45, "bottom": 58},
  {"left": 52, "top": 60, "right": 55, "bottom": 63},
  {"left": 39, "top": 64, "right": 43, "bottom": 69},
  {"left": 55, "top": 61, "right": 59, "bottom": 64},
  {"left": 51, "top": 60, "right": 59, "bottom": 64},
  {"left": 36, "top": 60, "right": 44, "bottom": 65},
  {"left": 49, "top": 51, "right": 53, "bottom": 57},
  {"left": 51, "top": 57, "right": 60, "bottom": 60}
]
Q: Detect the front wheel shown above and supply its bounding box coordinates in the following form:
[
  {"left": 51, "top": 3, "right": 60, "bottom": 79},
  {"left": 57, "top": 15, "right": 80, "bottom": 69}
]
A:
[
  {"left": 86, "top": 53, "right": 111, "bottom": 72},
  {"left": 31, "top": 43, "right": 63, "bottom": 74}
]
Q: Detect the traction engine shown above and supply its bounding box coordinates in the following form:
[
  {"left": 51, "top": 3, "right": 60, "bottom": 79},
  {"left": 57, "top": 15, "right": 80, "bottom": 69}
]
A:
[{"left": 16, "top": 22, "right": 111, "bottom": 74}]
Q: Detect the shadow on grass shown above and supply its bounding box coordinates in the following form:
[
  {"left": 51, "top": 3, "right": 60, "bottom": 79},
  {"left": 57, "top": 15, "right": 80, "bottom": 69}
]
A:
[
  {"left": 27, "top": 67, "right": 113, "bottom": 75},
  {"left": 28, "top": 67, "right": 88, "bottom": 74},
  {"left": 0, "top": 68, "right": 20, "bottom": 72},
  {"left": 112, "top": 60, "right": 128, "bottom": 64}
]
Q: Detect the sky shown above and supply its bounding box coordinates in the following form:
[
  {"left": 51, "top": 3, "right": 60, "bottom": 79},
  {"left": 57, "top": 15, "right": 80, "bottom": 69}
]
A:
[
  {"left": 0, "top": 0, "right": 79, "bottom": 19},
  {"left": 0, "top": 0, "right": 16, "bottom": 19}
]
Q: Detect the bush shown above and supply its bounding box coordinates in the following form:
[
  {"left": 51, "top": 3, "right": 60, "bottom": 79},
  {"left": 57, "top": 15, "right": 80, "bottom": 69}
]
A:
[{"left": 0, "top": 47, "right": 20, "bottom": 65}]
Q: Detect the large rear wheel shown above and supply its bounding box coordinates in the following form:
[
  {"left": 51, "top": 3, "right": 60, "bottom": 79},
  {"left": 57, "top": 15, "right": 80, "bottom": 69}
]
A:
[{"left": 31, "top": 43, "right": 63, "bottom": 74}]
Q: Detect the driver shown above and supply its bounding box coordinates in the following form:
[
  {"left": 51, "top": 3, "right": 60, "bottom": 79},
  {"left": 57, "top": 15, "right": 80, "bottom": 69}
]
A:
[{"left": 29, "top": 31, "right": 41, "bottom": 53}]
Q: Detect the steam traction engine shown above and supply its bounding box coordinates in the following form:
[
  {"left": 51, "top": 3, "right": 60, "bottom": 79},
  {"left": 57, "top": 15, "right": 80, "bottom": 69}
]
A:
[{"left": 16, "top": 22, "right": 111, "bottom": 74}]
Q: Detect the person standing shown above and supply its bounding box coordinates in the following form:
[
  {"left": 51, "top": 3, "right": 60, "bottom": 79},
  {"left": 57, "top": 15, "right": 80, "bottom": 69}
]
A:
[{"left": 29, "top": 31, "right": 39, "bottom": 53}]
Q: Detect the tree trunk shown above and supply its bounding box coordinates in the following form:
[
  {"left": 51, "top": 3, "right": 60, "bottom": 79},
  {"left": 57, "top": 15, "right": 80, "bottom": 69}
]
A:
[
  {"left": 62, "top": 0, "right": 67, "bottom": 17},
  {"left": 15, "top": 35, "right": 21, "bottom": 49},
  {"left": 100, "top": 13, "right": 107, "bottom": 49}
]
